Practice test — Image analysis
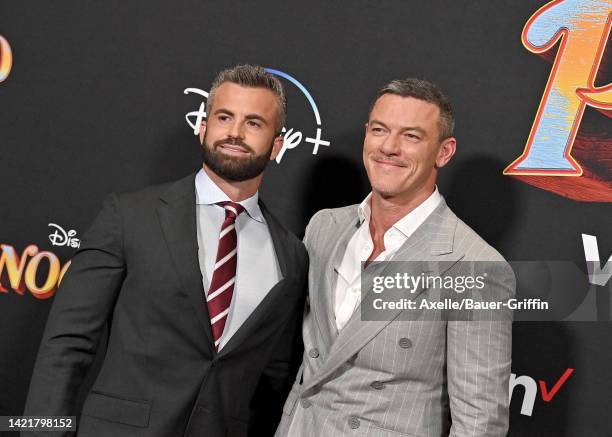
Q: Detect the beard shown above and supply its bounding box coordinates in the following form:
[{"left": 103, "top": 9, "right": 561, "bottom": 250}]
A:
[{"left": 201, "top": 135, "right": 274, "bottom": 182}]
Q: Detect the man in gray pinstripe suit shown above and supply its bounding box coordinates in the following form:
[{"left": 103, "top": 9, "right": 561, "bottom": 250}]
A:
[{"left": 275, "top": 78, "right": 515, "bottom": 437}]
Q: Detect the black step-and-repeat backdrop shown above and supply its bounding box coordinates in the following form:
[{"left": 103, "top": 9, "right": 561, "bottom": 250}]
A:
[{"left": 1, "top": 1, "right": 611, "bottom": 435}]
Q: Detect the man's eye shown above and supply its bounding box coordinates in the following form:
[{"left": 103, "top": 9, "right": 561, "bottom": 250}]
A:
[
  {"left": 405, "top": 133, "right": 420, "bottom": 140},
  {"left": 371, "top": 127, "right": 385, "bottom": 134},
  {"left": 218, "top": 115, "right": 231, "bottom": 122},
  {"left": 247, "top": 120, "right": 261, "bottom": 128}
]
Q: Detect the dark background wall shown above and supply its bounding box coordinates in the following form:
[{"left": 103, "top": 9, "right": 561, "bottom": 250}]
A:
[{"left": 1, "top": 1, "right": 610, "bottom": 435}]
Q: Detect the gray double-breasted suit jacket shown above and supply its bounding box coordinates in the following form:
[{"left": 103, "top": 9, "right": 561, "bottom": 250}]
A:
[{"left": 276, "top": 198, "right": 515, "bottom": 437}]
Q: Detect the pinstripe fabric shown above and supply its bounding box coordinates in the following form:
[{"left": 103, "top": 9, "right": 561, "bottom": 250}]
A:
[{"left": 275, "top": 197, "right": 515, "bottom": 437}]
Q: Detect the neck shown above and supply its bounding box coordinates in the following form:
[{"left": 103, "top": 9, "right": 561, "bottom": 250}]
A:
[
  {"left": 202, "top": 165, "right": 262, "bottom": 202},
  {"left": 369, "top": 185, "right": 435, "bottom": 236}
]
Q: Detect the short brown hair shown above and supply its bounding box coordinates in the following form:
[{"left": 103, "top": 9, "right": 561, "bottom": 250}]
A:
[
  {"left": 368, "top": 78, "right": 455, "bottom": 140},
  {"left": 207, "top": 64, "right": 286, "bottom": 133}
]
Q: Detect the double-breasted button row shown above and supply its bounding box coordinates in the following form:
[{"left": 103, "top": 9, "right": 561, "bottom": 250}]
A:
[
  {"left": 300, "top": 398, "right": 312, "bottom": 409},
  {"left": 308, "top": 348, "right": 319, "bottom": 358}
]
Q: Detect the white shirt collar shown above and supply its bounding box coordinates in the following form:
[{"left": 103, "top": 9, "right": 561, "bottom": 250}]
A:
[
  {"left": 195, "top": 168, "right": 264, "bottom": 223},
  {"left": 357, "top": 186, "right": 442, "bottom": 238}
]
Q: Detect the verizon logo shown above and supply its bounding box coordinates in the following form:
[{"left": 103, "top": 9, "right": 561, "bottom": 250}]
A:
[{"left": 510, "top": 368, "right": 574, "bottom": 416}]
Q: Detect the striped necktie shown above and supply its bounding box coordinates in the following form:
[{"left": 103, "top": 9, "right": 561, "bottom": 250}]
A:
[{"left": 207, "top": 201, "right": 245, "bottom": 351}]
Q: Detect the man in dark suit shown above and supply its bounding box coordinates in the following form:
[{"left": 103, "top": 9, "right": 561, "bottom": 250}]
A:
[{"left": 22, "top": 64, "right": 308, "bottom": 437}]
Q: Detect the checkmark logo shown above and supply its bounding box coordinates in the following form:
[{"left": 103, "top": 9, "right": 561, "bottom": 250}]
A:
[{"left": 539, "top": 368, "right": 574, "bottom": 402}]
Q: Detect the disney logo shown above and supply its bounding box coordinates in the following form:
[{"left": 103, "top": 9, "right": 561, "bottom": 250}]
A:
[{"left": 48, "top": 223, "right": 81, "bottom": 248}]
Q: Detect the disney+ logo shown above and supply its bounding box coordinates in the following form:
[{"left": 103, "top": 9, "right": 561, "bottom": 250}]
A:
[{"left": 184, "top": 68, "right": 330, "bottom": 163}]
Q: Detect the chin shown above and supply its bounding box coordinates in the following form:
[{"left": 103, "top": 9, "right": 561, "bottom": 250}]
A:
[
  {"left": 370, "top": 171, "right": 400, "bottom": 190},
  {"left": 371, "top": 182, "right": 402, "bottom": 198}
]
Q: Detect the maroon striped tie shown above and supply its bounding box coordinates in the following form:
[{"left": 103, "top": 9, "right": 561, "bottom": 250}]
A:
[{"left": 206, "top": 201, "right": 245, "bottom": 351}]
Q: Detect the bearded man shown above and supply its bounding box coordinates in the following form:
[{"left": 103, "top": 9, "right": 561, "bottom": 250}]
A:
[{"left": 22, "top": 64, "right": 308, "bottom": 437}]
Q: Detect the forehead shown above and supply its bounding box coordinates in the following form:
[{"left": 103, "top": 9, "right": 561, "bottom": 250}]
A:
[
  {"left": 370, "top": 94, "right": 441, "bottom": 130},
  {"left": 211, "top": 82, "right": 278, "bottom": 117}
]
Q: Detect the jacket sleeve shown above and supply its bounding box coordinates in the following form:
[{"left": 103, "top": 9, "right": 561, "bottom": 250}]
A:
[
  {"left": 447, "top": 260, "right": 515, "bottom": 437},
  {"left": 21, "top": 193, "right": 126, "bottom": 437}
]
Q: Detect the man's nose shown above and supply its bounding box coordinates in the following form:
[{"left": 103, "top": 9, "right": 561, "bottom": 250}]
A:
[
  {"left": 379, "top": 133, "right": 401, "bottom": 155},
  {"left": 227, "top": 120, "right": 245, "bottom": 139}
]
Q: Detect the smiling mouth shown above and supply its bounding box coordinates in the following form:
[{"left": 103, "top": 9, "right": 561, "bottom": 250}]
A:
[
  {"left": 218, "top": 143, "right": 250, "bottom": 155},
  {"left": 373, "top": 158, "right": 406, "bottom": 168}
]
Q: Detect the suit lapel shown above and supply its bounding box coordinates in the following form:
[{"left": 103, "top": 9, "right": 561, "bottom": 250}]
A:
[
  {"left": 157, "top": 172, "right": 215, "bottom": 351},
  {"left": 314, "top": 214, "right": 360, "bottom": 347},
  {"left": 303, "top": 199, "right": 462, "bottom": 392}
]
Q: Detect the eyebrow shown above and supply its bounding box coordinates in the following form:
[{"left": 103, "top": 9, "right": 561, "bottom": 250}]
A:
[
  {"left": 214, "top": 108, "right": 234, "bottom": 117},
  {"left": 369, "top": 120, "right": 427, "bottom": 136},
  {"left": 245, "top": 114, "right": 268, "bottom": 125},
  {"left": 214, "top": 109, "right": 268, "bottom": 125}
]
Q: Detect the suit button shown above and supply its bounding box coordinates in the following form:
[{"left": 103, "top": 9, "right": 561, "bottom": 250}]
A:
[
  {"left": 309, "top": 348, "right": 320, "bottom": 358},
  {"left": 300, "top": 399, "right": 312, "bottom": 409},
  {"left": 348, "top": 416, "right": 360, "bottom": 429},
  {"left": 370, "top": 381, "right": 385, "bottom": 390},
  {"left": 399, "top": 338, "right": 412, "bottom": 349}
]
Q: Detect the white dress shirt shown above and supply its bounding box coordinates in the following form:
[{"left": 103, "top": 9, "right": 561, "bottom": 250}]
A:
[
  {"left": 333, "top": 187, "right": 442, "bottom": 330},
  {"left": 195, "top": 168, "right": 281, "bottom": 349}
]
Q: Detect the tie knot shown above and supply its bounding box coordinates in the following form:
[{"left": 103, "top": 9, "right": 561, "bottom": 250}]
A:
[{"left": 216, "top": 201, "right": 245, "bottom": 220}]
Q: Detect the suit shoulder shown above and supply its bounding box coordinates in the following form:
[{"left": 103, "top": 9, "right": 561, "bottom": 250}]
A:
[
  {"left": 117, "top": 178, "right": 182, "bottom": 205},
  {"left": 450, "top": 214, "right": 516, "bottom": 295},
  {"left": 307, "top": 204, "right": 358, "bottom": 229},
  {"left": 90, "top": 174, "right": 194, "bottom": 227},
  {"left": 303, "top": 205, "right": 358, "bottom": 250},
  {"left": 109, "top": 173, "right": 194, "bottom": 211},
  {"left": 453, "top": 216, "right": 508, "bottom": 263}
]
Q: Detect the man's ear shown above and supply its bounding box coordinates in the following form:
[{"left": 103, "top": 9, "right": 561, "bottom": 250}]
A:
[
  {"left": 199, "top": 120, "right": 207, "bottom": 145},
  {"left": 435, "top": 137, "right": 457, "bottom": 169},
  {"left": 270, "top": 135, "right": 284, "bottom": 161}
]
